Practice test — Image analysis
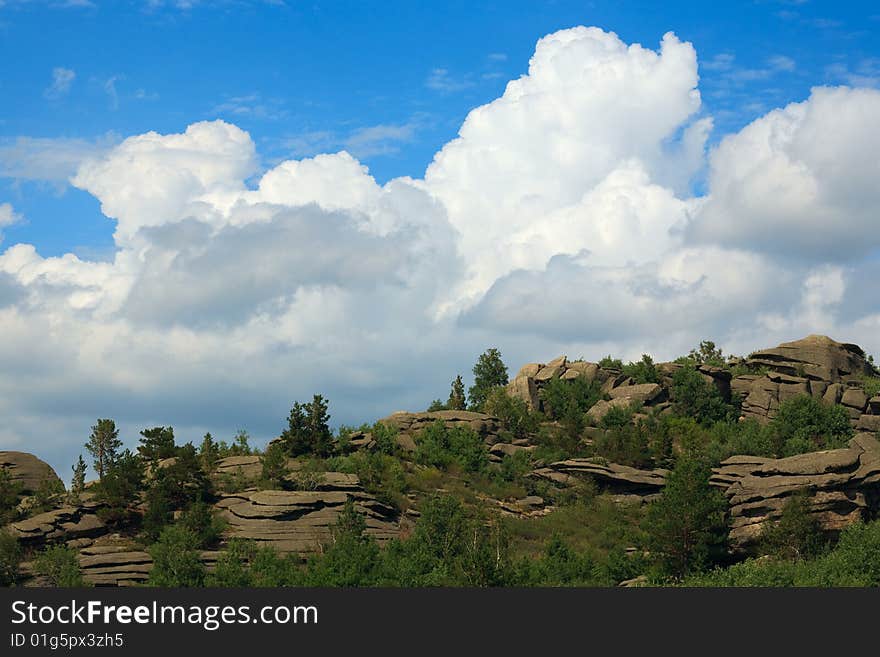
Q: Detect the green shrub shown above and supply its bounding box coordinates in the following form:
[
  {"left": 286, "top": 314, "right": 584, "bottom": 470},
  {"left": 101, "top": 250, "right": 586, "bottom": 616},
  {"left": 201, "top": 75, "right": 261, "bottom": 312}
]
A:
[
  {"left": 33, "top": 545, "right": 85, "bottom": 587},
  {"left": 593, "top": 423, "right": 652, "bottom": 469},
  {"left": 598, "top": 355, "right": 623, "bottom": 370},
  {"left": 260, "top": 440, "right": 290, "bottom": 488},
  {"left": 671, "top": 366, "right": 738, "bottom": 424},
  {"left": 304, "top": 500, "right": 381, "bottom": 586},
  {"left": 179, "top": 501, "right": 225, "bottom": 548},
  {"left": 483, "top": 388, "right": 539, "bottom": 440},
  {"left": 414, "top": 421, "right": 489, "bottom": 473},
  {"left": 95, "top": 450, "right": 144, "bottom": 526},
  {"left": 622, "top": 354, "right": 660, "bottom": 384},
  {"left": 0, "top": 530, "right": 21, "bottom": 586},
  {"left": 675, "top": 340, "right": 726, "bottom": 368},
  {"left": 644, "top": 456, "right": 728, "bottom": 578},
  {"left": 769, "top": 395, "right": 852, "bottom": 457},
  {"left": 0, "top": 467, "right": 22, "bottom": 525},
  {"left": 147, "top": 525, "right": 206, "bottom": 587},
  {"left": 759, "top": 493, "right": 827, "bottom": 560},
  {"left": 861, "top": 376, "right": 880, "bottom": 398}
]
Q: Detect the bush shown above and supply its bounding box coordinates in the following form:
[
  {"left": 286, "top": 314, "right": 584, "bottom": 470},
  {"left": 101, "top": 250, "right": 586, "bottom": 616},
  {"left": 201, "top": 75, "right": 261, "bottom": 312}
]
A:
[
  {"left": 671, "top": 366, "right": 738, "bottom": 424},
  {"left": 0, "top": 530, "right": 21, "bottom": 586},
  {"left": 95, "top": 450, "right": 144, "bottom": 526},
  {"left": 676, "top": 340, "right": 726, "bottom": 367},
  {"left": 414, "top": 421, "right": 489, "bottom": 473},
  {"left": 483, "top": 388, "right": 539, "bottom": 441},
  {"left": 304, "top": 500, "right": 381, "bottom": 586},
  {"left": 0, "top": 467, "right": 22, "bottom": 525},
  {"left": 622, "top": 354, "right": 660, "bottom": 384},
  {"left": 769, "top": 395, "right": 853, "bottom": 457},
  {"left": 598, "top": 355, "right": 623, "bottom": 370},
  {"left": 260, "top": 441, "right": 290, "bottom": 488},
  {"left": 593, "top": 423, "right": 653, "bottom": 469},
  {"left": 860, "top": 375, "right": 880, "bottom": 398},
  {"left": 760, "top": 493, "right": 827, "bottom": 560},
  {"left": 147, "top": 525, "right": 206, "bottom": 587},
  {"left": 644, "top": 456, "right": 728, "bottom": 578},
  {"left": 33, "top": 545, "right": 85, "bottom": 587}
]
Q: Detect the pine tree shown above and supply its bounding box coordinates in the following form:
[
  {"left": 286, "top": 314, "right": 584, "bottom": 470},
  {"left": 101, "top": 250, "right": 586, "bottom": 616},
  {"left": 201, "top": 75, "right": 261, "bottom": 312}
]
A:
[
  {"left": 85, "top": 419, "right": 122, "bottom": 481},
  {"left": 68, "top": 455, "right": 87, "bottom": 504},
  {"left": 199, "top": 432, "right": 219, "bottom": 472},
  {"left": 138, "top": 426, "right": 177, "bottom": 463},
  {"left": 447, "top": 375, "right": 466, "bottom": 411},
  {"left": 468, "top": 348, "right": 509, "bottom": 411}
]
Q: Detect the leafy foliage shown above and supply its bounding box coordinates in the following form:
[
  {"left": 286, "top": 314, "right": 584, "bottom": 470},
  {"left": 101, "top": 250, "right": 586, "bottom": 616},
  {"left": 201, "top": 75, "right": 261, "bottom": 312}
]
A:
[
  {"left": 33, "top": 545, "right": 85, "bottom": 587},
  {"left": 281, "top": 394, "right": 333, "bottom": 457},
  {"left": 598, "top": 355, "right": 623, "bottom": 370},
  {"left": 0, "top": 530, "right": 21, "bottom": 586},
  {"left": 0, "top": 467, "right": 22, "bottom": 525},
  {"left": 414, "top": 421, "right": 489, "bottom": 473},
  {"left": 644, "top": 456, "right": 728, "bottom": 578},
  {"left": 94, "top": 449, "right": 144, "bottom": 526},
  {"left": 147, "top": 525, "right": 206, "bottom": 587},
  {"left": 260, "top": 440, "right": 290, "bottom": 488},
  {"left": 622, "top": 354, "right": 660, "bottom": 384},
  {"left": 138, "top": 426, "right": 177, "bottom": 463},
  {"left": 671, "top": 366, "right": 738, "bottom": 424},
  {"left": 468, "top": 348, "right": 509, "bottom": 411},
  {"left": 482, "top": 387, "right": 539, "bottom": 441},
  {"left": 447, "top": 375, "right": 467, "bottom": 411},
  {"left": 676, "top": 340, "right": 726, "bottom": 367},
  {"left": 769, "top": 395, "right": 852, "bottom": 457},
  {"left": 759, "top": 493, "right": 827, "bottom": 560},
  {"left": 85, "top": 418, "right": 122, "bottom": 481}
]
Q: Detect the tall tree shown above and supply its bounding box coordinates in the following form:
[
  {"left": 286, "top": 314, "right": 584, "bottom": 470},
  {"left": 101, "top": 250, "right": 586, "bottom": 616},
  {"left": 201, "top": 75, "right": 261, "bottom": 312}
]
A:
[
  {"left": 199, "top": 432, "right": 219, "bottom": 472},
  {"left": 281, "top": 394, "right": 332, "bottom": 457},
  {"left": 468, "top": 348, "right": 509, "bottom": 411},
  {"left": 85, "top": 419, "right": 122, "bottom": 481},
  {"left": 68, "top": 455, "right": 87, "bottom": 504},
  {"left": 138, "top": 426, "right": 177, "bottom": 463},
  {"left": 447, "top": 375, "right": 466, "bottom": 411}
]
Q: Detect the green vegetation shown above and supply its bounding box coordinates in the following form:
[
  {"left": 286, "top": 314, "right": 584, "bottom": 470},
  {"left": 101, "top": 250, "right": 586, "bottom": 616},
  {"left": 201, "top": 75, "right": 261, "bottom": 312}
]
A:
[
  {"left": 138, "top": 426, "right": 177, "bottom": 463},
  {"left": 85, "top": 418, "right": 122, "bottom": 481},
  {"left": 769, "top": 395, "right": 852, "bottom": 456},
  {"left": 671, "top": 366, "right": 739, "bottom": 424},
  {"left": 414, "top": 421, "right": 489, "bottom": 473},
  {"left": 0, "top": 530, "right": 21, "bottom": 586},
  {"left": 644, "top": 456, "right": 728, "bottom": 578},
  {"left": 622, "top": 354, "right": 660, "bottom": 384},
  {"left": 598, "top": 355, "right": 623, "bottom": 370},
  {"left": 448, "top": 375, "right": 467, "bottom": 411},
  {"left": 468, "top": 348, "right": 509, "bottom": 411},
  {"left": 483, "top": 388, "right": 539, "bottom": 441},
  {"left": 859, "top": 375, "right": 880, "bottom": 398},
  {"left": 280, "top": 394, "right": 333, "bottom": 457},
  {"left": 33, "top": 545, "right": 85, "bottom": 587},
  {"left": 0, "top": 467, "right": 22, "bottom": 525},
  {"left": 147, "top": 525, "right": 207, "bottom": 587},
  {"left": 686, "top": 520, "right": 880, "bottom": 586},
  {"left": 675, "top": 339, "right": 726, "bottom": 367}
]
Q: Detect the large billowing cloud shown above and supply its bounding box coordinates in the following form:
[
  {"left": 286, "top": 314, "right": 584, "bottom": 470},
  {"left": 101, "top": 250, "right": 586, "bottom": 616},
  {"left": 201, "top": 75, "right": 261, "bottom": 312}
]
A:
[{"left": 1, "top": 26, "right": 878, "bottom": 477}]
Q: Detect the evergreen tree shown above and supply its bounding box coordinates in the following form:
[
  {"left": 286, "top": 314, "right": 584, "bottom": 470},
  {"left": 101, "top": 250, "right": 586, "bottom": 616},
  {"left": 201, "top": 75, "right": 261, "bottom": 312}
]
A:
[
  {"left": 281, "top": 394, "right": 333, "bottom": 457},
  {"left": 138, "top": 426, "right": 177, "bottom": 463},
  {"left": 261, "top": 441, "right": 290, "bottom": 488},
  {"left": 68, "top": 455, "right": 87, "bottom": 504},
  {"left": 645, "top": 456, "right": 728, "bottom": 578},
  {"left": 85, "top": 418, "right": 122, "bottom": 481},
  {"left": 468, "top": 348, "right": 509, "bottom": 411},
  {"left": 447, "top": 375, "right": 466, "bottom": 411},
  {"left": 199, "top": 432, "right": 220, "bottom": 472}
]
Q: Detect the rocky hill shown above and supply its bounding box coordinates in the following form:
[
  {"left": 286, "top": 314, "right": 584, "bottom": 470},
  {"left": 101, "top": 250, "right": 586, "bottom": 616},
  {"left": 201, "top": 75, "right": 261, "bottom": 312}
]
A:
[{"left": 2, "top": 334, "right": 879, "bottom": 587}]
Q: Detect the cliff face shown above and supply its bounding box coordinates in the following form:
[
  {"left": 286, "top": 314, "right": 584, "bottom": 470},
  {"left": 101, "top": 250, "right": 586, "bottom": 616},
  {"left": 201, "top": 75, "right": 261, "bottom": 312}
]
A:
[{"left": 2, "top": 335, "right": 879, "bottom": 585}]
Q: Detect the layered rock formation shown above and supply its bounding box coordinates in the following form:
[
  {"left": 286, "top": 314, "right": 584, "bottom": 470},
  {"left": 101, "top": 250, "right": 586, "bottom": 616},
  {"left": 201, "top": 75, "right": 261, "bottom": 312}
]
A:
[
  {"left": 378, "top": 410, "right": 503, "bottom": 445},
  {"left": 215, "top": 483, "right": 400, "bottom": 557},
  {"left": 711, "top": 432, "right": 880, "bottom": 552},
  {"left": 531, "top": 459, "right": 668, "bottom": 498}
]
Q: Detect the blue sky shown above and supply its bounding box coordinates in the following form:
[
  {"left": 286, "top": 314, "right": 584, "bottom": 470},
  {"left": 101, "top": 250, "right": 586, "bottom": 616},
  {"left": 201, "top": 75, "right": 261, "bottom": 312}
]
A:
[
  {"left": 1, "top": 1, "right": 877, "bottom": 258},
  {"left": 0, "top": 1, "right": 878, "bottom": 475}
]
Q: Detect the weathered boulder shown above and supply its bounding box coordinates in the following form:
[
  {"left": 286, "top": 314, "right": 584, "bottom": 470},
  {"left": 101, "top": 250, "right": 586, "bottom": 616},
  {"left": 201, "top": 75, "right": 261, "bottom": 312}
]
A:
[
  {"left": 0, "top": 451, "right": 63, "bottom": 495},
  {"left": 711, "top": 433, "right": 880, "bottom": 553},
  {"left": 380, "top": 410, "right": 502, "bottom": 444},
  {"left": 608, "top": 383, "right": 664, "bottom": 405},
  {"left": 215, "top": 481, "right": 400, "bottom": 557},
  {"left": 78, "top": 544, "right": 153, "bottom": 587},
  {"left": 6, "top": 503, "right": 106, "bottom": 547},
  {"left": 506, "top": 375, "right": 540, "bottom": 411},
  {"left": 585, "top": 398, "right": 635, "bottom": 425},
  {"left": 531, "top": 459, "right": 668, "bottom": 498},
  {"left": 746, "top": 334, "right": 874, "bottom": 383}
]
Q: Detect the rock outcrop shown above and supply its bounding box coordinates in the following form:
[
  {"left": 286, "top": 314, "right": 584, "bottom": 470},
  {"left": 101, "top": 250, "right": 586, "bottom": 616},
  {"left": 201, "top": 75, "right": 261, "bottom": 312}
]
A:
[
  {"left": 0, "top": 451, "right": 63, "bottom": 496},
  {"left": 711, "top": 433, "right": 880, "bottom": 552},
  {"left": 6, "top": 502, "right": 106, "bottom": 547},
  {"left": 379, "top": 410, "right": 503, "bottom": 445},
  {"left": 736, "top": 335, "right": 877, "bottom": 424},
  {"left": 215, "top": 479, "right": 400, "bottom": 557},
  {"left": 532, "top": 459, "right": 668, "bottom": 498}
]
